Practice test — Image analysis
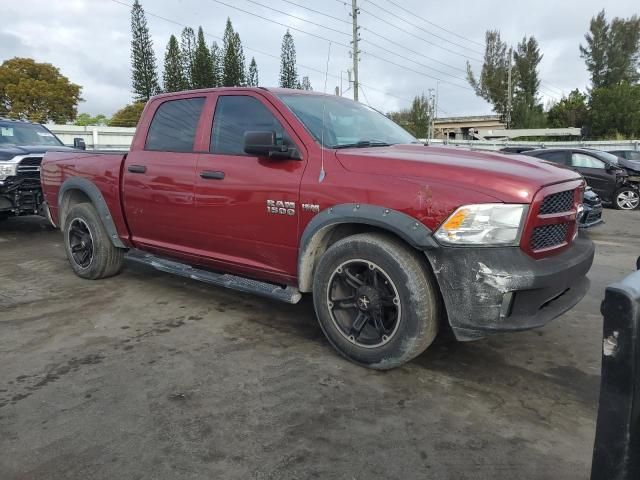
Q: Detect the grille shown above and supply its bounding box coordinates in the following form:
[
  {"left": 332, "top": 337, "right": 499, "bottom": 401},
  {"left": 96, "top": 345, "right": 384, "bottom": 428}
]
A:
[
  {"left": 16, "top": 156, "right": 42, "bottom": 178},
  {"left": 530, "top": 223, "right": 569, "bottom": 250},
  {"left": 539, "top": 189, "right": 574, "bottom": 214}
]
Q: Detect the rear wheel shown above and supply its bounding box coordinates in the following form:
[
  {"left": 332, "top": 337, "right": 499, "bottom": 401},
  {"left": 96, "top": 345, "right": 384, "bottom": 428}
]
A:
[
  {"left": 63, "top": 203, "right": 124, "bottom": 279},
  {"left": 312, "top": 233, "right": 440, "bottom": 370},
  {"left": 614, "top": 187, "right": 640, "bottom": 210}
]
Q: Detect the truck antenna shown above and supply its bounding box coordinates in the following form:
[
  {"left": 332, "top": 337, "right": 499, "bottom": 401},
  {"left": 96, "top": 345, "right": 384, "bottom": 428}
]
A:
[{"left": 319, "top": 41, "right": 332, "bottom": 183}]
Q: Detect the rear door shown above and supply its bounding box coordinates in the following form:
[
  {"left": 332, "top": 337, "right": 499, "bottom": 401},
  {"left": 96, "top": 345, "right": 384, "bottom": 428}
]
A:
[
  {"left": 123, "top": 95, "right": 206, "bottom": 253},
  {"left": 192, "top": 92, "right": 307, "bottom": 281},
  {"left": 569, "top": 152, "right": 613, "bottom": 200}
]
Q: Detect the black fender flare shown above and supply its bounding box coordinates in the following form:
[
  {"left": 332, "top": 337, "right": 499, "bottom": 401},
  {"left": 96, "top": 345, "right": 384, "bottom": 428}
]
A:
[
  {"left": 58, "top": 177, "right": 125, "bottom": 248},
  {"left": 297, "top": 203, "right": 437, "bottom": 292}
]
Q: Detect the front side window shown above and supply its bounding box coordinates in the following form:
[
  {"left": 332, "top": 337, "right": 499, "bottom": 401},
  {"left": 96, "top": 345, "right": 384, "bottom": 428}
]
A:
[
  {"left": 145, "top": 97, "right": 205, "bottom": 152},
  {"left": 211, "top": 95, "right": 289, "bottom": 155},
  {"left": 278, "top": 93, "right": 418, "bottom": 148},
  {"left": 571, "top": 153, "right": 605, "bottom": 169}
]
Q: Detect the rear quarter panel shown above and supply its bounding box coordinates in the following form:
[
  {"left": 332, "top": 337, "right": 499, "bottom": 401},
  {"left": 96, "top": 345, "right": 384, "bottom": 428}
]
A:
[{"left": 42, "top": 151, "right": 130, "bottom": 245}]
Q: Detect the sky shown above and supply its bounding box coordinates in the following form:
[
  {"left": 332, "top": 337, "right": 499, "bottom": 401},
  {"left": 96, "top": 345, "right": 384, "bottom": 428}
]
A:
[{"left": 1, "top": 0, "right": 638, "bottom": 119}]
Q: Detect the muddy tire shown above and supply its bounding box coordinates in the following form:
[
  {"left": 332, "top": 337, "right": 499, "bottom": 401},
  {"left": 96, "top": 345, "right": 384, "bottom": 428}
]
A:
[
  {"left": 614, "top": 187, "right": 640, "bottom": 210},
  {"left": 312, "top": 233, "right": 440, "bottom": 370},
  {"left": 62, "top": 203, "right": 124, "bottom": 279}
]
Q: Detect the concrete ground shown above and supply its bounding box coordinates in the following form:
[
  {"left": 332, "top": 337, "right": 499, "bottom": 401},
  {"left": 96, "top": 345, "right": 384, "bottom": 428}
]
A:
[{"left": 1, "top": 209, "right": 638, "bottom": 480}]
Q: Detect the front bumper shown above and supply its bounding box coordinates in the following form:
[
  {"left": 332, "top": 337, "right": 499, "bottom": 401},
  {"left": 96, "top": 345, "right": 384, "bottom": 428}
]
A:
[{"left": 425, "top": 235, "right": 595, "bottom": 341}]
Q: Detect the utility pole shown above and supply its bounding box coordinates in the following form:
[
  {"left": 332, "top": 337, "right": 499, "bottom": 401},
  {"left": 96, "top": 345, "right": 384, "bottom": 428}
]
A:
[
  {"left": 427, "top": 88, "right": 434, "bottom": 141},
  {"left": 351, "top": 0, "right": 360, "bottom": 102},
  {"left": 506, "top": 48, "right": 513, "bottom": 129}
]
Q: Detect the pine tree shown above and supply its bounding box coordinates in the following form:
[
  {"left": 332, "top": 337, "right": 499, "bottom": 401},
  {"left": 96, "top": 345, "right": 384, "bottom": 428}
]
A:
[
  {"left": 247, "top": 57, "right": 259, "bottom": 87},
  {"left": 511, "top": 35, "right": 545, "bottom": 128},
  {"left": 222, "top": 19, "right": 245, "bottom": 86},
  {"left": 211, "top": 41, "right": 223, "bottom": 87},
  {"left": 191, "top": 27, "right": 214, "bottom": 88},
  {"left": 180, "top": 27, "right": 196, "bottom": 88},
  {"left": 163, "top": 35, "right": 187, "bottom": 92},
  {"left": 580, "top": 11, "right": 610, "bottom": 89},
  {"left": 130, "top": 0, "right": 160, "bottom": 101},
  {"left": 300, "top": 76, "right": 312, "bottom": 91},
  {"left": 279, "top": 30, "right": 298, "bottom": 88}
]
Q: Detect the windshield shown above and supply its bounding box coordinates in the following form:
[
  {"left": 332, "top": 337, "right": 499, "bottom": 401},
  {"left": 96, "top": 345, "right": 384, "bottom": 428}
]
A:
[
  {"left": 277, "top": 94, "right": 418, "bottom": 148},
  {"left": 592, "top": 150, "right": 620, "bottom": 164},
  {"left": 0, "top": 121, "right": 63, "bottom": 147}
]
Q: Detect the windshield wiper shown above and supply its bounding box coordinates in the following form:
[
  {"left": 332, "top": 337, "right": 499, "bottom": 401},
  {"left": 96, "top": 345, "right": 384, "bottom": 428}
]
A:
[{"left": 333, "top": 140, "right": 393, "bottom": 149}]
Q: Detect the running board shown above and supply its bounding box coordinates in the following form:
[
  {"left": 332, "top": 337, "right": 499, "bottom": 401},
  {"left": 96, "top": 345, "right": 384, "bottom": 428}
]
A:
[{"left": 125, "top": 250, "right": 302, "bottom": 304}]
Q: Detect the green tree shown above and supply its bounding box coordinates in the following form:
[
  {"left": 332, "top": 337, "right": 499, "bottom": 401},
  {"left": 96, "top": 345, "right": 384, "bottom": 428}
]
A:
[
  {"left": 192, "top": 27, "right": 214, "bottom": 88},
  {"left": 590, "top": 83, "right": 640, "bottom": 138},
  {"left": 74, "top": 113, "right": 109, "bottom": 126},
  {"left": 211, "top": 41, "right": 223, "bottom": 87},
  {"left": 580, "top": 10, "right": 640, "bottom": 88},
  {"left": 222, "top": 18, "right": 245, "bottom": 86},
  {"left": 547, "top": 89, "right": 589, "bottom": 128},
  {"left": 279, "top": 30, "right": 299, "bottom": 88},
  {"left": 130, "top": 0, "right": 160, "bottom": 101},
  {"left": 511, "top": 36, "right": 545, "bottom": 128},
  {"left": 247, "top": 57, "right": 259, "bottom": 87},
  {"left": 300, "top": 76, "right": 312, "bottom": 91},
  {"left": 466, "top": 30, "right": 510, "bottom": 119},
  {"left": 180, "top": 27, "right": 196, "bottom": 88},
  {"left": 0, "top": 57, "right": 83, "bottom": 123},
  {"left": 387, "top": 94, "right": 430, "bottom": 138},
  {"left": 108, "top": 102, "right": 146, "bottom": 127},
  {"left": 163, "top": 34, "right": 187, "bottom": 92}
]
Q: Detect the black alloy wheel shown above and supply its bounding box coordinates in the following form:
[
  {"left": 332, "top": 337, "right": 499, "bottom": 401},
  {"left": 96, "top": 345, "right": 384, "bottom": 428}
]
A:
[
  {"left": 68, "top": 218, "right": 94, "bottom": 268},
  {"left": 326, "top": 259, "right": 401, "bottom": 348}
]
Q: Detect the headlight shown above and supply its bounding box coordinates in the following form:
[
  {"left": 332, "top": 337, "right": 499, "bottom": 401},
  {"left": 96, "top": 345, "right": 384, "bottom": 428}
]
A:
[
  {"left": 435, "top": 204, "right": 527, "bottom": 246},
  {"left": 0, "top": 162, "right": 18, "bottom": 181}
]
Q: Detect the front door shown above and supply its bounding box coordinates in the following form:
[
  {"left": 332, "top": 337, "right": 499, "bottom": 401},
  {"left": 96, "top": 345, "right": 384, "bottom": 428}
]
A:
[
  {"left": 192, "top": 92, "right": 307, "bottom": 281},
  {"left": 570, "top": 152, "right": 614, "bottom": 201},
  {"left": 123, "top": 96, "right": 206, "bottom": 254}
]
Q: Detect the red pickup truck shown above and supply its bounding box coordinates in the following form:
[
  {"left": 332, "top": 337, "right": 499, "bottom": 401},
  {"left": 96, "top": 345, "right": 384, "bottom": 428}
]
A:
[{"left": 41, "top": 87, "right": 594, "bottom": 369}]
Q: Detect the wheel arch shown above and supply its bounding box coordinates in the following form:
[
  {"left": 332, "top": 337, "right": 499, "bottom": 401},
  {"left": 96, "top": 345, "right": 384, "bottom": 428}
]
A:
[
  {"left": 58, "top": 177, "right": 125, "bottom": 248},
  {"left": 297, "top": 204, "right": 437, "bottom": 292}
]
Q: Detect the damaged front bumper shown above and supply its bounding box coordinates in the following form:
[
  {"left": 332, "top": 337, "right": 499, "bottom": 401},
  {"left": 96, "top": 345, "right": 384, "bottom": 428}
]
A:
[{"left": 425, "top": 235, "right": 595, "bottom": 341}]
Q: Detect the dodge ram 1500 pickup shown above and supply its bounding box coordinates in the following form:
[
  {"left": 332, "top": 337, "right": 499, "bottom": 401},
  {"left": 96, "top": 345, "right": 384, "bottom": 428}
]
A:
[{"left": 41, "top": 87, "right": 595, "bottom": 369}]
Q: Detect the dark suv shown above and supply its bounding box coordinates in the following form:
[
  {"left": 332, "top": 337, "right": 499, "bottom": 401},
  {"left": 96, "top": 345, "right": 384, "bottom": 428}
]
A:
[
  {"left": 0, "top": 118, "right": 85, "bottom": 221},
  {"left": 524, "top": 148, "right": 639, "bottom": 210}
]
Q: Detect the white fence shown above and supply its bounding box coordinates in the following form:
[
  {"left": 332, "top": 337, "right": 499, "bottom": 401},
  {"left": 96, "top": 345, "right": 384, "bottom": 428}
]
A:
[
  {"left": 46, "top": 124, "right": 136, "bottom": 151},
  {"left": 46, "top": 124, "right": 640, "bottom": 153}
]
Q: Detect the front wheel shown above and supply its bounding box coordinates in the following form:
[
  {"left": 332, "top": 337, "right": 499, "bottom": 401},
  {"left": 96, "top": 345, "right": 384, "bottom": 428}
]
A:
[
  {"left": 312, "top": 233, "right": 440, "bottom": 370},
  {"left": 63, "top": 203, "right": 125, "bottom": 279},
  {"left": 614, "top": 187, "right": 640, "bottom": 210}
]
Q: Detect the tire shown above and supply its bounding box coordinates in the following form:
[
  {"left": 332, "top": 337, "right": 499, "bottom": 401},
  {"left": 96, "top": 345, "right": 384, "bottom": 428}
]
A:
[
  {"left": 614, "top": 187, "right": 640, "bottom": 210},
  {"left": 312, "top": 233, "right": 440, "bottom": 370},
  {"left": 62, "top": 203, "right": 124, "bottom": 279}
]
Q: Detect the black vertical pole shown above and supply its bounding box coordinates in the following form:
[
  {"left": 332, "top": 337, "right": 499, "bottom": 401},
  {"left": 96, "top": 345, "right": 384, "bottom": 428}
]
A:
[{"left": 591, "top": 267, "right": 640, "bottom": 480}]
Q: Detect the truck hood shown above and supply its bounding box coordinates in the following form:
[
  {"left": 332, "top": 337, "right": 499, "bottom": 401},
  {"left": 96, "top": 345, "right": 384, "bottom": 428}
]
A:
[
  {"left": 0, "top": 145, "right": 75, "bottom": 161},
  {"left": 335, "top": 144, "right": 583, "bottom": 203}
]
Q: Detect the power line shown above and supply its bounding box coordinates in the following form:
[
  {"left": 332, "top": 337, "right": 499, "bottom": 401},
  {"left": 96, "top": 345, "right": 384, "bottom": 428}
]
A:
[
  {"left": 362, "top": 0, "right": 485, "bottom": 59},
  {"left": 277, "top": 0, "right": 351, "bottom": 25},
  {"left": 210, "top": 0, "right": 476, "bottom": 92},
  {"left": 381, "top": 0, "right": 486, "bottom": 49},
  {"left": 357, "top": 6, "right": 483, "bottom": 64},
  {"left": 109, "top": 0, "right": 419, "bottom": 111}
]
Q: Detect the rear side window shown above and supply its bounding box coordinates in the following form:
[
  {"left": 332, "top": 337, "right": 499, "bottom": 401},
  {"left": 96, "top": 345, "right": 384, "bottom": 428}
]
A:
[
  {"left": 210, "top": 95, "right": 287, "bottom": 155},
  {"left": 537, "top": 151, "right": 568, "bottom": 164},
  {"left": 145, "top": 97, "right": 205, "bottom": 152}
]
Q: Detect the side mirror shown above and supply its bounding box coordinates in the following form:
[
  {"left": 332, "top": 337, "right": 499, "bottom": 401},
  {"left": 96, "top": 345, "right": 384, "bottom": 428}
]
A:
[
  {"left": 73, "top": 137, "right": 86, "bottom": 150},
  {"left": 243, "top": 131, "right": 299, "bottom": 160}
]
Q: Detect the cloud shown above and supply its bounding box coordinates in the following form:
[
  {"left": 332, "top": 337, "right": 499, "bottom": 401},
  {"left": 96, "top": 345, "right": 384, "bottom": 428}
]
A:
[{"left": 1, "top": 0, "right": 638, "bottom": 117}]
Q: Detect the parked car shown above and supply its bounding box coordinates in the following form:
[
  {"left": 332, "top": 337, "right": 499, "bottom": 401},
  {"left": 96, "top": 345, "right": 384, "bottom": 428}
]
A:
[
  {"left": 608, "top": 150, "right": 640, "bottom": 181},
  {"left": 41, "top": 88, "right": 595, "bottom": 369},
  {"left": 0, "top": 118, "right": 86, "bottom": 221},
  {"left": 580, "top": 187, "right": 604, "bottom": 228},
  {"left": 499, "top": 146, "right": 537, "bottom": 154},
  {"left": 523, "top": 148, "right": 639, "bottom": 210}
]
